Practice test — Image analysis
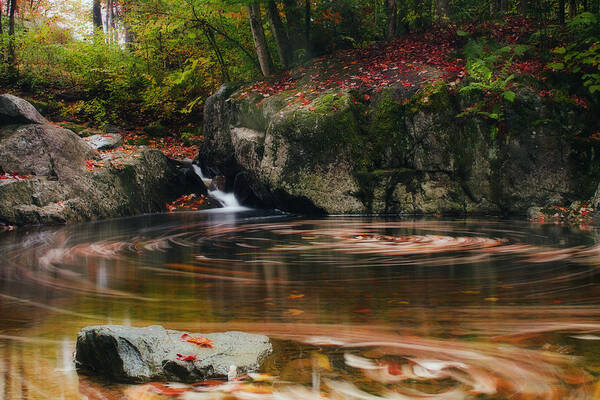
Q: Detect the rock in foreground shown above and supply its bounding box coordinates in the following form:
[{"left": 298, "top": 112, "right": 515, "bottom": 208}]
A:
[{"left": 75, "top": 325, "right": 272, "bottom": 383}]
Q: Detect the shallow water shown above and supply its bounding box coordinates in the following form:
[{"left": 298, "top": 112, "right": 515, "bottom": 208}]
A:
[{"left": 1, "top": 211, "right": 600, "bottom": 399}]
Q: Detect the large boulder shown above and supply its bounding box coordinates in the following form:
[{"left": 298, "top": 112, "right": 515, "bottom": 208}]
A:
[
  {"left": 75, "top": 325, "right": 272, "bottom": 383},
  {"left": 0, "top": 93, "right": 48, "bottom": 125},
  {"left": 84, "top": 133, "right": 123, "bottom": 151},
  {"left": 199, "top": 81, "right": 594, "bottom": 215},
  {"left": 0, "top": 124, "right": 96, "bottom": 178},
  {"left": 0, "top": 95, "right": 185, "bottom": 225}
]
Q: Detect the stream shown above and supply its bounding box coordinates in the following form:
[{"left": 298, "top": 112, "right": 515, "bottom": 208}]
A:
[{"left": 1, "top": 211, "right": 600, "bottom": 399}]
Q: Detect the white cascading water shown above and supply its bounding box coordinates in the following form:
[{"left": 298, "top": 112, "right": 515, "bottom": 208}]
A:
[{"left": 192, "top": 165, "right": 245, "bottom": 209}]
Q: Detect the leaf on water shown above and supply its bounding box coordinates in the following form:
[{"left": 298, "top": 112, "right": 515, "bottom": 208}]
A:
[{"left": 287, "top": 309, "right": 304, "bottom": 316}]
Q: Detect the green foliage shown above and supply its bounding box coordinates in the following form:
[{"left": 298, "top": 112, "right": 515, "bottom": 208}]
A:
[
  {"left": 458, "top": 40, "right": 523, "bottom": 128},
  {"left": 548, "top": 13, "right": 600, "bottom": 95}
]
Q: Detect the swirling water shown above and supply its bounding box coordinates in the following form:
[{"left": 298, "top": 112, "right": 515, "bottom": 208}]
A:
[{"left": 1, "top": 210, "right": 600, "bottom": 399}]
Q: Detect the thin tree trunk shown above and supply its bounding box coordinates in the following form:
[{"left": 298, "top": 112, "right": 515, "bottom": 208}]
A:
[
  {"left": 247, "top": 1, "right": 272, "bottom": 76},
  {"left": 386, "top": 0, "right": 397, "bottom": 39},
  {"left": 93, "top": 0, "right": 102, "bottom": 29},
  {"left": 520, "top": 0, "right": 528, "bottom": 15},
  {"left": 8, "top": 0, "right": 16, "bottom": 66},
  {"left": 105, "top": 0, "right": 111, "bottom": 37},
  {"left": 558, "top": 0, "right": 565, "bottom": 23},
  {"left": 110, "top": 1, "right": 118, "bottom": 43},
  {"left": 568, "top": 0, "right": 577, "bottom": 18},
  {"left": 436, "top": 0, "right": 449, "bottom": 20},
  {"left": 304, "top": 0, "right": 311, "bottom": 57},
  {"left": 203, "top": 27, "right": 230, "bottom": 82},
  {"left": 500, "top": 0, "right": 508, "bottom": 13},
  {"left": 265, "top": 0, "right": 291, "bottom": 69},
  {"left": 282, "top": 0, "right": 303, "bottom": 58}
]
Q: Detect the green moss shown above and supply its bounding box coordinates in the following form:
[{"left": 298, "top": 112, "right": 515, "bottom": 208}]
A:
[
  {"left": 143, "top": 121, "right": 168, "bottom": 137},
  {"left": 269, "top": 91, "right": 362, "bottom": 170},
  {"left": 59, "top": 123, "right": 87, "bottom": 134}
]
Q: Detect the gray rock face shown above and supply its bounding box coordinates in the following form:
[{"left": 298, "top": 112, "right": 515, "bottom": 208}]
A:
[
  {"left": 200, "top": 82, "right": 591, "bottom": 216},
  {"left": 85, "top": 133, "right": 123, "bottom": 151},
  {"left": 0, "top": 95, "right": 182, "bottom": 226},
  {"left": 0, "top": 124, "right": 96, "bottom": 178},
  {"left": 75, "top": 325, "right": 272, "bottom": 383},
  {"left": 0, "top": 94, "right": 48, "bottom": 125}
]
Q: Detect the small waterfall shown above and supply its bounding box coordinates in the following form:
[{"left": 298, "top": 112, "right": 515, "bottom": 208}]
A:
[
  {"left": 192, "top": 165, "right": 246, "bottom": 210},
  {"left": 192, "top": 165, "right": 213, "bottom": 186}
]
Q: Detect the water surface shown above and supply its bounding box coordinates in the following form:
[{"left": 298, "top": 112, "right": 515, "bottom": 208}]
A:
[{"left": 1, "top": 211, "right": 600, "bottom": 399}]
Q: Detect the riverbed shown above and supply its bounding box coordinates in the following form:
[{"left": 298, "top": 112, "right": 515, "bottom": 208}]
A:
[{"left": 1, "top": 210, "right": 600, "bottom": 399}]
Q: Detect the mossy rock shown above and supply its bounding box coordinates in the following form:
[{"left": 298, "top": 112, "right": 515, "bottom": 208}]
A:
[
  {"left": 144, "top": 121, "right": 169, "bottom": 137},
  {"left": 59, "top": 123, "right": 87, "bottom": 134}
]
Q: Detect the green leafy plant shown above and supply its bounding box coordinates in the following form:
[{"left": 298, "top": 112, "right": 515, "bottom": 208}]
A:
[
  {"left": 547, "top": 13, "right": 600, "bottom": 94},
  {"left": 458, "top": 40, "right": 524, "bottom": 127}
]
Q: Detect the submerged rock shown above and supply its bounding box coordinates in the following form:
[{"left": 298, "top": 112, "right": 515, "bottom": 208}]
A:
[{"left": 75, "top": 325, "right": 272, "bottom": 383}]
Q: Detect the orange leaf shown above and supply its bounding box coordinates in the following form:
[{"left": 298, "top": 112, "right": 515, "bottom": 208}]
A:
[{"left": 181, "top": 333, "right": 214, "bottom": 348}]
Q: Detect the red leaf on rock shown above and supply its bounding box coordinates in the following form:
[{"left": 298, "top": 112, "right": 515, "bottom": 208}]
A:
[
  {"left": 176, "top": 353, "right": 196, "bottom": 361},
  {"left": 180, "top": 333, "right": 214, "bottom": 348}
]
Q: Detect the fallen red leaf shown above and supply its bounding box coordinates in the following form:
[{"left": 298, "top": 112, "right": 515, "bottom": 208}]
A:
[{"left": 176, "top": 353, "right": 197, "bottom": 361}]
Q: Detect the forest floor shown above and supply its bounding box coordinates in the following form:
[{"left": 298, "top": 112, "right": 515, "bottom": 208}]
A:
[{"left": 243, "top": 17, "right": 544, "bottom": 100}]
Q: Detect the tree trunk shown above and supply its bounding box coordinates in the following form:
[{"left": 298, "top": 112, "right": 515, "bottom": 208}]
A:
[
  {"left": 93, "top": 0, "right": 102, "bottom": 29},
  {"left": 489, "top": 0, "right": 496, "bottom": 16},
  {"left": 500, "top": 0, "right": 508, "bottom": 13},
  {"left": 203, "top": 27, "right": 230, "bottom": 82},
  {"left": 265, "top": 0, "right": 291, "bottom": 69},
  {"left": 304, "top": 0, "right": 311, "bottom": 57},
  {"left": 558, "top": 0, "right": 565, "bottom": 23},
  {"left": 520, "top": 0, "right": 528, "bottom": 15},
  {"left": 568, "top": 0, "right": 577, "bottom": 18},
  {"left": 386, "top": 0, "right": 397, "bottom": 39},
  {"left": 436, "top": 0, "right": 449, "bottom": 20},
  {"left": 282, "top": 0, "right": 303, "bottom": 58},
  {"left": 110, "top": 1, "right": 118, "bottom": 43},
  {"left": 8, "top": 0, "right": 16, "bottom": 65},
  {"left": 247, "top": 1, "right": 272, "bottom": 76}
]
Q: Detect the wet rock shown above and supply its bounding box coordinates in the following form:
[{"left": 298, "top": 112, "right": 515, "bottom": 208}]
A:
[
  {"left": 85, "top": 134, "right": 123, "bottom": 151},
  {"left": 200, "top": 81, "right": 587, "bottom": 216},
  {"left": 75, "top": 325, "right": 272, "bottom": 383},
  {"left": 0, "top": 95, "right": 181, "bottom": 225},
  {"left": 209, "top": 175, "right": 226, "bottom": 192},
  {"left": 0, "top": 94, "right": 48, "bottom": 125}
]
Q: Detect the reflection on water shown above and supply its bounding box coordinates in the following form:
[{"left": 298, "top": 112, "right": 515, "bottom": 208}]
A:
[{"left": 2, "top": 211, "right": 600, "bottom": 398}]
